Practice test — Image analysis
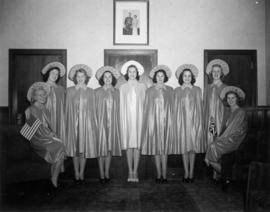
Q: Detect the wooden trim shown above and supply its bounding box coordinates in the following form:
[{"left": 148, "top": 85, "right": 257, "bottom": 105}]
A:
[
  {"left": 0, "top": 106, "right": 9, "bottom": 125},
  {"left": 104, "top": 49, "right": 157, "bottom": 65}
]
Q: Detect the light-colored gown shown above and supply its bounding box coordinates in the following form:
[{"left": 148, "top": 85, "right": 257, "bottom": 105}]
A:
[
  {"left": 27, "top": 105, "right": 65, "bottom": 164},
  {"left": 205, "top": 108, "right": 247, "bottom": 163},
  {"left": 65, "top": 86, "right": 97, "bottom": 158},
  {"left": 119, "top": 80, "right": 146, "bottom": 150},
  {"left": 203, "top": 82, "right": 227, "bottom": 146},
  {"left": 141, "top": 85, "right": 174, "bottom": 155},
  {"left": 171, "top": 85, "right": 205, "bottom": 154},
  {"left": 45, "top": 83, "right": 66, "bottom": 146},
  {"left": 95, "top": 87, "right": 122, "bottom": 157}
]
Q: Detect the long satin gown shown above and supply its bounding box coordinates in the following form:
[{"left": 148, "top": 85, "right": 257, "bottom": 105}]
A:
[
  {"left": 141, "top": 85, "right": 174, "bottom": 155},
  {"left": 172, "top": 85, "right": 205, "bottom": 154},
  {"left": 27, "top": 105, "right": 65, "bottom": 164},
  {"left": 45, "top": 83, "right": 66, "bottom": 146},
  {"left": 205, "top": 108, "right": 247, "bottom": 163},
  {"left": 95, "top": 87, "right": 122, "bottom": 157},
  {"left": 203, "top": 82, "right": 227, "bottom": 146},
  {"left": 119, "top": 80, "right": 146, "bottom": 150},
  {"left": 65, "top": 86, "right": 97, "bottom": 158}
]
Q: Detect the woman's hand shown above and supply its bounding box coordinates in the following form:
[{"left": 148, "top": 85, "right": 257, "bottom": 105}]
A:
[{"left": 24, "top": 108, "right": 31, "bottom": 120}]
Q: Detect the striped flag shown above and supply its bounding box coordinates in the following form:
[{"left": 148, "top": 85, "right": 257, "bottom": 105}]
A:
[{"left": 20, "top": 117, "right": 41, "bottom": 141}]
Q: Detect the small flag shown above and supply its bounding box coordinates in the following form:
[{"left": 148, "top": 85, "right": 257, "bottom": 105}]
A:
[{"left": 20, "top": 118, "right": 41, "bottom": 141}]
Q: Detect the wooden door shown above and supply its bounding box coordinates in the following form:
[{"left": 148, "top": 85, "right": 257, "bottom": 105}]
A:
[
  {"left": 9, "top": 49, "right": 67, "bottom": 124},
  {"left": 204, "top": 50, "right": 257, "bottom": 106}
]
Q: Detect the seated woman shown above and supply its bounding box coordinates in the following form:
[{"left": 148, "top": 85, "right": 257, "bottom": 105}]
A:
[
  {"left": 24, "top": 82, "right": 65, "bottom": 188},
  {"left": 205, "top": 86, "right": 248, "bottom": 185}
]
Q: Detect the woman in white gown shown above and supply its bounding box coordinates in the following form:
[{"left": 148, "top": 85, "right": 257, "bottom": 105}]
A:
[{"left": 119, "top": 60, "right": 146, "bottom": 182}]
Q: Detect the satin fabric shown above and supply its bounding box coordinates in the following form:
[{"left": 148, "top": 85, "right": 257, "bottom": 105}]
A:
[
  {"left": 65, "top": 86, "right": 97, "bottom": 158},
  {"left": 203, "top": 83, "right": 227, "bottom": 145},
  {"left": 205, "top": 108, "right": 247, "bottom": 163},
  {"left": 95, "top": 87, "right": 122, "bottom": 157},
  {"left": 28, "top": 105, "right": 65, "bottom": 164},
  {"left": 119, "top": 80, "right": 146, "bottom": 149},
  {"left": 172, "top": 86, "right": 205, "bottom": 154},
  {"left": 141, "top": 85, "right": 174, "bottom": 155},
  {"left": 45, "top": 84, "right": 66, "bottom": 146}
]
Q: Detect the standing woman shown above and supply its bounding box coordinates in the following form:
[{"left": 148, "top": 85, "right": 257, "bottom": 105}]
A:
[
  {"left": 205, "top": 86, "right": 247, "bottom": 183},
  {"left": 203, "top": 59, "right": 229, "bottom": 181},
  {"left": 41, "top": 62, "right": 66, "bottom": 147},
  {"left": 95, "top": 66, "right": 122, "bottom": 183},
  {"left": 173, "top": 64, "right": 205, "bottom": 183},
  {"left": 141, "top": 65, "right": 174, "bottom": 183},
  {"left": 65, "top": 64, "right": 97, "bottom": 183},
  {"left": 119, "top": 60, "right": 146, "bottom": 182},
  {"left": 25, "top": 82, "right": 65, "bottom": 188}
]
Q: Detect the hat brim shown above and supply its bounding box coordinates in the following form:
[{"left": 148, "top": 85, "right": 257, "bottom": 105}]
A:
[
  {"left": 175, "top": 64, "right": 199, "bottom": 79},
  {"left": 121, "top": 60, "right": 144, "bottom": 75},
  {"left": 206, "top": 59, "right": 229, "bottom": 76},
  {"left": 69, "top": 64, "right": 93, "bottom": 81},
  {"left": 95, "top": 66, "right": 121, "bottom": 80},
  {"left": 220, "top": 86, "right": 245, "bottom": 100},
  {"left": 27, "top": 82, "right": 50, "bottom": 102},
  {"left": 41, "top": 62, "right": 66, "bottom": 77},
  {"left": 149, "top": 65, "right": 172, "bottom": 79}
]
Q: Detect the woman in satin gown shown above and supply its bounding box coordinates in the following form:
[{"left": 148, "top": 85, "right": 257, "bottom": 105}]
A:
[
  {"left": 203, "top": 59, "right": 229, "bottom": 180},
  {"left": 173, "top": 64, "right": 205, "bottom": 183},
  {"left": 119, "top": 60, "right": 146, "bottom": 182},
  {"left": 41, "top": 62, "right": 66, "bottom": 148},
  {"left": 205, "top": 86, "right": 247, "bottom": 175},
  {"left": 25, "top": 82, "right": 65, "bottom": 188},
  {"left": 95, "top": 66, "right": 122, "bottom": 183},
  {"left": 65, "top": 64, "right": 97, "bottom": 183},
  {"left": 141, "top": 65, "right": 174, "bottom": 183}
]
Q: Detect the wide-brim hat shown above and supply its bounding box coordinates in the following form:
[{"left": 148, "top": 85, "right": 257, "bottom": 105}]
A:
[
  {"left": 220, "top": 86, "right": 245, "bottom": 100},
  {"left": 175, "top": 64, "right": 199, "bottom": 79},
  {"left": 206, "top": 59, "right": 229, "bottom": 75},
  {"left": 95, "top": 66, "right": 121, "bottom": 80},
  {"left": 68, "top": 64, "right": 93, "bottom": 81},
  {"left": 27, "top": 82, "right": 50, "bottom": 102},
  {"left": 149, "top": 65, "right": 172, "bottom": 79},
  {"left": 41, "top": 62, "right": 66, "bottom": 77},
  {"left": 121, "top": 60, "right": 144, "bottom": 75}
]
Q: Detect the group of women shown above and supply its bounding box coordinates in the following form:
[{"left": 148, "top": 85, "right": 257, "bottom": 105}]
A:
[{"left": 24, "top": 58, "right": 248, "bottom": 188}]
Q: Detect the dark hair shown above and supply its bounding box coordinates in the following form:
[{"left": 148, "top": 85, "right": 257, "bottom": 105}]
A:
[
  {"left": 98, "top": 71, "right": 117, "bottom": 87},
  {"left": 124, "top": 65, "right": 140, "bottom": 81},
  {"left": 73, "top": 69, "right": 90, "bottom": 85},
  {"left": 207, "top": 64, "right": 225, "bottom": 84},
  {"left": 42, "top": 67, "right": 61, "bottom": 83},
  {"left": 224, "top": 91, "right": 242, "bottom": 107},
  {"left": 152, "top": 70, "right": 168, "bottom": 83},
  {"left": 178, "top": 69, "right": 196, "bottom": 85}
]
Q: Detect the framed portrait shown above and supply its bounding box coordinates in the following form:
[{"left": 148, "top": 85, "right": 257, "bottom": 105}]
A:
[{"left": 113, "top": 0, "right": 149, "bottom": 45}]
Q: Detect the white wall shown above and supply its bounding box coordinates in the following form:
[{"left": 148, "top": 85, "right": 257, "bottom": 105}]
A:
[
  {"left": 266, "top": 0, "right": 270, "bottom": 105},
  {"left": 0, "top": 0, "right": 266, "bottom": 106}
]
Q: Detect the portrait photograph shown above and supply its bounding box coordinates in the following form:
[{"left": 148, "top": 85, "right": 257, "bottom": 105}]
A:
[{"left": 114, "top": 0, "right": 149, "bottom": 45}]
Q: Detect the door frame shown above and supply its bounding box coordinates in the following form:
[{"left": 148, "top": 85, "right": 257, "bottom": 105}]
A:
[
  {"left": 9, "top": 49, "right": 67, "bottom": 124},
  {"left": 204, "top": 49, "right": 257, "bottom": 106}
]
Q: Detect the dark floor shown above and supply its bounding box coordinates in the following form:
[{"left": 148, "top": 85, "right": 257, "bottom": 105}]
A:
[{"left": 1, "top": 175, "right": 245, "bottom": 212}]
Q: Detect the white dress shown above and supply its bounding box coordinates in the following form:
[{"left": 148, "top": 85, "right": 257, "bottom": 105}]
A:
[{"left": 119, "top": 80, "right": 146, "bottom": 149}]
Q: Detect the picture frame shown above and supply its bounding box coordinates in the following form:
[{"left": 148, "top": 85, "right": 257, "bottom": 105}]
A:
[{"left": 113, "top": 0, "right": 149, "bottom": 45}]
